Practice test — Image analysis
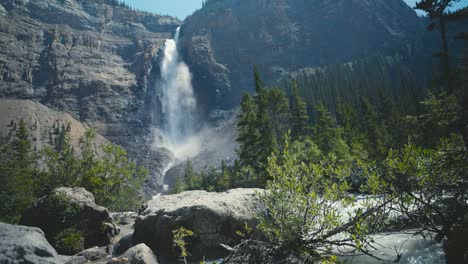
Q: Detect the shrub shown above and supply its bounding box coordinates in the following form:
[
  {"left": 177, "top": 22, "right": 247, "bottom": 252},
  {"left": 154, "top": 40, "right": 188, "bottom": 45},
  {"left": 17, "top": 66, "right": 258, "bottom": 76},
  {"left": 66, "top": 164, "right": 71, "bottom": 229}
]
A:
[{"left": 53, "top": 228, "right": 84, "bottom": 255}]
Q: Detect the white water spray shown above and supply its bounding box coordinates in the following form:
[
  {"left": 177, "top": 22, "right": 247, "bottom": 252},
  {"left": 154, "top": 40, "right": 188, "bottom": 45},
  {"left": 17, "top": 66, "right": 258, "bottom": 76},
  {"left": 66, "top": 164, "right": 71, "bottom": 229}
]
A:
[{"left": 158, "top": 27, "right": 201, "bottom": 159}]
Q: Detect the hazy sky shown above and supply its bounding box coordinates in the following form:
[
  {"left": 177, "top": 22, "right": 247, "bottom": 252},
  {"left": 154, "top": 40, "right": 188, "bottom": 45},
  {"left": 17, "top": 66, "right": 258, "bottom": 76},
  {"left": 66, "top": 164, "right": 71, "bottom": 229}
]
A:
[{"left": 121, "top": 0, "right": 468, "bottom": 19}]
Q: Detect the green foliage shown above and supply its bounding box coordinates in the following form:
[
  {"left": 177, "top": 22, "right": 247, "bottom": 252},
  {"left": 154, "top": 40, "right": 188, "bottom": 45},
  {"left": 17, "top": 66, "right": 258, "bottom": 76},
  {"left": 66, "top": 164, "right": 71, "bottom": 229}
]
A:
[
  {"left": 176, "top": 160, "right": 239, "bottom": 193},
  {"left": 43, "top": 193, "right": 82, "bottom": 232},
  {"left": 383, "top": 127, "right": 467, "bottom": 240},
  {"left": 277, "top": 54, "right": 428, "bottom": 119},
  {"left": 360, "top": 97, "right": 389, "bottom": 159},
  {"left": 258, "top": 134, "right": 387, "bottom": 253},
  {"left": 0, "top": 122, "right": 148, "bottom": 222},
  {"left": 405, "top": 92, "right": 462, "bottom": 146},
  {"left": 237, "top": 92, "right": 260, "bottom": 168},
  {"left": 236, "top": 69, "right": 292, "bottom": 186},
  {"left": 41, "top": 129, "right": 148, "bottom": 211},
  {"left": 314, "top": 103, "right": 350, "bottom": 160},
  {"left": 0, "top": 119, "right": 36, "bottom": 223},
  {"left": 172, "top": 227, "right": 194, "bottom": 264},
  {"left": 290, "top": 80, "right": 310, "bottom": 140},
  {"left": 236, "top": 222, "right": 253, "bottom": 239},
  {"left": 93, "top": 143, "right": 147, "bottom": 211},
  {"left": 53, "top": 228, "right": 84, "bottom": 255},
  {"left": 172, "top": 177, "right": 187, "bottom": 194},
  {"left": 38, "top": 126, "right": 78, "bottom": 197},
  {"left": 184, "top": 159, "right": 202, "bottom": 191}
]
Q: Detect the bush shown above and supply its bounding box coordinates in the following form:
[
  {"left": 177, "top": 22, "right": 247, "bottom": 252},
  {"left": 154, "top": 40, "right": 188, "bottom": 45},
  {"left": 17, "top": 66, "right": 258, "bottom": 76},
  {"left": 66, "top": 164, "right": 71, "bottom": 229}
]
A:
[
  {"left": 53, "top": 228, "right": 84, "bottom": 255},
  {"left": 41, "top": 128, "right": 148, "bottom": 211},
  {"left": 0, "top": 122, "right": 148, "bottom": 223},
  {"left": 258, "top": 135, "right": 389, "bottom": 256}
]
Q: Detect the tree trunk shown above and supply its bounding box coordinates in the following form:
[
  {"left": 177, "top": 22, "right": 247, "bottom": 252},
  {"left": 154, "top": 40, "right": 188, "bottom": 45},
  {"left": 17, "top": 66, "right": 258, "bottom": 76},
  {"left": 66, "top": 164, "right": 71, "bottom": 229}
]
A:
[{"left": 439, "top": 17, "right": 452, "bottom": 91}]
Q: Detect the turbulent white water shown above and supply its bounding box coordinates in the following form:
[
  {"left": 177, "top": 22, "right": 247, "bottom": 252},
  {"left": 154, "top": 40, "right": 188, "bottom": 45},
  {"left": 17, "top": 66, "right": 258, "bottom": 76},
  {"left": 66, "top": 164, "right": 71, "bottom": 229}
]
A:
[{"left": 158, "top": 27, "right": 201, "bottom": 159}]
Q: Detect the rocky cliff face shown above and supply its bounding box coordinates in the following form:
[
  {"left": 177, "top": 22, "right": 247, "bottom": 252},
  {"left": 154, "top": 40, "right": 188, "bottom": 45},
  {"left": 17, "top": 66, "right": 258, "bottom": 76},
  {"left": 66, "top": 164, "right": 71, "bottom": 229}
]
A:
[
  {"left": 0, "top": 0, "right": 180, "bottom": 197},
  {"left": 179, "top": 0, "right": 424, "bottom": 110}
]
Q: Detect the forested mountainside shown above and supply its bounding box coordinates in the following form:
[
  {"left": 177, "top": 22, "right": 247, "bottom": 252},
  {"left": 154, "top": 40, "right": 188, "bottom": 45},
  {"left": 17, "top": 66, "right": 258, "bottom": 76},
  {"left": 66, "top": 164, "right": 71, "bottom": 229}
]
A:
[{"left": 179, "top": 0, "right": 424, "bottom": 110}]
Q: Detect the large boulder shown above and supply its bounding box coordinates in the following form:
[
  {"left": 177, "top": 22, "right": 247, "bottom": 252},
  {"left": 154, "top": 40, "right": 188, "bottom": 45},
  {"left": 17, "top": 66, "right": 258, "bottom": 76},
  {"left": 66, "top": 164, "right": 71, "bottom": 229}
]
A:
[
  {"left": 133, "top": 188, "right": 265, "bottom": 261},
  {"left": 20, "top": 187, "right": 118, "bottom": 255},
  {"left": 0, "top": 222, "right": 86, "bottom": 264},
  {"left": 108, "top": 244, "right": 158, "bottom": 264}
]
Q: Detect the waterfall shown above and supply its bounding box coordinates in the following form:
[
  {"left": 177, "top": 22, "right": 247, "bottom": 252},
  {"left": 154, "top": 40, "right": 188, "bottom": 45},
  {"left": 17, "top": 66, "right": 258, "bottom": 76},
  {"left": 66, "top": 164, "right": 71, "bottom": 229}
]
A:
[{"left": 159, "top": 27, "right": 200, "bottom": 159}]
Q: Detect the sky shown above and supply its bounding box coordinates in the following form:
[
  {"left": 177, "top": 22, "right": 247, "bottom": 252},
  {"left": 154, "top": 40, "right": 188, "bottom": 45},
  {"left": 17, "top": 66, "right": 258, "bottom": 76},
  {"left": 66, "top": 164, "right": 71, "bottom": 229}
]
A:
[
  {"left": 122, "top": 0, "right": 203, "bottom": 19},
  {"left": 121, "top": 0, "right": 468, "bottom": 19}
]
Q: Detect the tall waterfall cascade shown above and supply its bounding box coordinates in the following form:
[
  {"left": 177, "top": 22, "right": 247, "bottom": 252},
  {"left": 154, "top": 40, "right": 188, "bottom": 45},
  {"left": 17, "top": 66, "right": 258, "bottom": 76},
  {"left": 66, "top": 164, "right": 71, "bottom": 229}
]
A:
[{"left": 158, "top": 27, "right": 201, "bottom": 159}]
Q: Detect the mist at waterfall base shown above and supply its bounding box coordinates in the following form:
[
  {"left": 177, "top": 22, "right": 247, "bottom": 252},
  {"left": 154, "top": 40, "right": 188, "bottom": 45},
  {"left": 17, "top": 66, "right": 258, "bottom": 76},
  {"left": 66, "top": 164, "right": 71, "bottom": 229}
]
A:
[{"left": 153, "top": 27, "right": 203, "bottom": 160}]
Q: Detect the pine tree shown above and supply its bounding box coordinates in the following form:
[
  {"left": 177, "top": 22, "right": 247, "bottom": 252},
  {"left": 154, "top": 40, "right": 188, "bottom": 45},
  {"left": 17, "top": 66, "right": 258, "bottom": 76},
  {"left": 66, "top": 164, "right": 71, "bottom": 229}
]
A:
[
  {"left": 314, "top": 103, "right": 339, "bottom": 154},
  {"left": 13, "top": 119, "right": 32, "bottom": 166},
  {"left": 253, "top": 65, "right": 264, "bottom": 94},
  {"left": 415, "top": 0, "right": 459, "bottom": 90},
  {"left": 40, "top": 125, "right": 78, "bottom": 196},
  {"left": 290, "top": 80, "right": 309, "bottom": 139},
  {"left": 251, "top": 68, "right": 280, "bottom": 184},
  {"left": 360, "top": 97, "right": 387, "bottom": 159},
  {"left": 216, "top": 160, "right": 231, "bottom": 191},
  {"left": 313, "top": 102, "right": 352, "bottom": 163},
  {"left": 378, "top": 90, "right": 402, "bottom": 147},
  {"left": 237, "top": 92, "right": 260, "bottom": 168},
  {"left": 0, "top": 119, "right": 35, "bottom": 223},
  {"left": 266, "top": 87, "right": 290, "bottom": 145},
  {"left": 184, "top": 159, "right": 201, "bottom": 190},
  {"left": 172, "top": 177, "right": 186, "bottom": 194}
]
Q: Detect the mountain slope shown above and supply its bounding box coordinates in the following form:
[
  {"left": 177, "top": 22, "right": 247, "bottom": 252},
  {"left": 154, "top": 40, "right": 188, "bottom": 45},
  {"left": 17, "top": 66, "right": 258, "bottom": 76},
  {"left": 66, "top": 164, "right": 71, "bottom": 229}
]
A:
[
  {"left": 180, "top": 0, "right": 423, "bottom": 110},
  {"left": 0, "top": 0, "right": 181, "bottom": 197},
  {"left": 0, "top": 98, "right": 110, "bottom": 152}
]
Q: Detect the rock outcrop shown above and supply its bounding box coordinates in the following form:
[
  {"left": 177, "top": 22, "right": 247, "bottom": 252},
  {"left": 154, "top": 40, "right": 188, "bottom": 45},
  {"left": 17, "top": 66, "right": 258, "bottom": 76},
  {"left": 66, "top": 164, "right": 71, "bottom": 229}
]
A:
[
  {"left": 0, "top": 222, "right": 86, "bottom": 264},
  {"left": 0, "top": 0, "right": 179, "bottom": 122},
  {"left": 108, "top": 244, "right": 158, "bottom": 264},
  {"left": 133, "top": 188, "right": 265, "bottom": 260},
  {"left": 179, "top": 0, "right": 423, "bottom": 110},
  {"left": 77, "top": 246, "right": 110, "bottom": 262},
  {"left": 20, "top": 187, "right": 118, "bottom": 254}
]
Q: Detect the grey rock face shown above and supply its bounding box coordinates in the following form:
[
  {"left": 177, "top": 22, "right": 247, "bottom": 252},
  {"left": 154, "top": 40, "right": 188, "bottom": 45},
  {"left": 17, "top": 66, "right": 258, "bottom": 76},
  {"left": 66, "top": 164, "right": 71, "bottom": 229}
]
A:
[
  {"left": 0, "top": 0, "right": 179, "bottom": 122},
  {"left": 0, "top": 223, "right": 60, "bottom": 264},
  {"left": 0, "top": 222, "right": 87, "bottom": 264},
  {"left": 76, "top": 246, "right": 109, "bottom": 261},
  {"left": 133, "top": 188, "right": 265, "bottom": 260},
  {"left": 0, "top": 0, "right": 181, "bottom": 197},
  {"left": 0, "top": 3, "right": 6, "bottom": 15},
  {"left": 108, "top": 244, "right": 158, "bottom": 264},
  {"left": 20, "top": 187, "right": 118, "bottom": 254},
  {"left": 180, "top": 0, "right": 423, "bottom": 110}
]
